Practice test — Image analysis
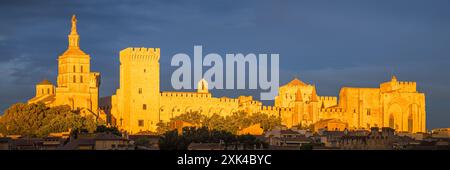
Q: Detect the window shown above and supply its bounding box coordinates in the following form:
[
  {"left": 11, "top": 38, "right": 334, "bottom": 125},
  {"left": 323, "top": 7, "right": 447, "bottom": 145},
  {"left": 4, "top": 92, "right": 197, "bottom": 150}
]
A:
[
  {"left": 408, "top": 114, "right": 413, "bottom": 132},
  {"left": 138, "top": 88, "right": 142, "bottom": 94},
  {"left": 41, "top": 89, "right": 44, "bottom": 95},
  {"left": 73, "top": 75, "right": 76, "bottom": 83},
  {"left": 47, "top": 88, "right": 50, "bottom": 94},
  {"left": 143, "top": 104, "right": 147, "bottom": 110},
  {"left": 367, "top": 109, "right": 371, "bottom": 116},
  {"left": 138, "top": 120, "right": 144, "bottom": 127},
  {"left": 80, "top": 76, "right": 83, "bottom": 83},
  {"left": 73, "top": 65, "right": 76, "bottom": 72},
  {"left": 81, "top": 66, "right": 83, "bottom": 73},
  {"left": 389, "top": 114, "right": 395, "bottom": 129},
  {"left": 144, "top": 69, "right": 146, "bottom": 73}
]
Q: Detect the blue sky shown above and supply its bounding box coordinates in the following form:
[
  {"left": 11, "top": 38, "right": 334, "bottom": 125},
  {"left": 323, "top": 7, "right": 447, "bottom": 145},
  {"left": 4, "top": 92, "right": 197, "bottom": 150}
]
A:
[{"left": 0, "top": 0, "right": 449, "bottom": 129}]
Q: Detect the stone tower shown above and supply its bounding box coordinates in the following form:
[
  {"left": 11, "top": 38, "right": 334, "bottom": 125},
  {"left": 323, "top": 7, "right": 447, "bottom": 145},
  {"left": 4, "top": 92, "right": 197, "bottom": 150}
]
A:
[
  {"left": 55, "top": 15, "right": 101, "bottom": 114},
  {"left": 111, "top": 47, "right": 161, "bottom": 133}
]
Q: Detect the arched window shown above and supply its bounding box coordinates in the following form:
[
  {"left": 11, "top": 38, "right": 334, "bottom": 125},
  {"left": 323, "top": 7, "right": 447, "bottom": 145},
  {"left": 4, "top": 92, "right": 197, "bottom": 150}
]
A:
[
  {"left": 408, "top": 114, "right": 413, "bottom": 132},
  {"left": 389, "top": 114, "right": 395, "bottom": 129},
  {"left": 73, "top": 75, "right": 76, "bottom": 83},
  {"left": 47, "top": 88, "right": 50, "bottom": 94}
]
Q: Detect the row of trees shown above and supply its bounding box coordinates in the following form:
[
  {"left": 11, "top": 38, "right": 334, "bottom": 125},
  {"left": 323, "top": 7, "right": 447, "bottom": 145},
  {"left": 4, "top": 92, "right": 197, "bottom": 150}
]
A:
[
  {"left": 159, "top": 127, "right": 268, "bottom": 150},
  {"left": 157, "top": 111, "right": 282, "bottom": 135},
  {"left": 0, "top": 102, "right": 104, "bottom": 137}
]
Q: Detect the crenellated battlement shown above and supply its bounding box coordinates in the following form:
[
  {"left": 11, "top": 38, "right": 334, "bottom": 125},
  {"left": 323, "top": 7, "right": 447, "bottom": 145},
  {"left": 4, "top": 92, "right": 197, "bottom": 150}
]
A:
[
  {"left": 160, "top": 92, "right": 212, "bottom": 98},
  {"left": 318, "top": 96, "right": 337, "bottom": 102},
  {"left": 318, "top": 96, "right": 338, "bottom": 108},
  {"left": 260, "top": 106, "right": 292, "bottom": 112},
  {"left": 120, "top": 47, "right": 160, "bottom": 62},
  {"left": 219, "top": 97, "right": 238, "bottom": 103},
  {"left": 261, "top": 106, "right": 277, "bottom": 111},
  {"left": 398, "top": 81, "right": 417, "bottom": 92},
  {"left": 320, "top": 107, "right": 346, "bottom": 113}
]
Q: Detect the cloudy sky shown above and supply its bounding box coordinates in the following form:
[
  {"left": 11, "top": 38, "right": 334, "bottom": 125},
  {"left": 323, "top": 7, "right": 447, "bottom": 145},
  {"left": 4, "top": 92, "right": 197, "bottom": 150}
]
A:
[{"left": 0, "top": 0, "right": 449, "bottom": 129}]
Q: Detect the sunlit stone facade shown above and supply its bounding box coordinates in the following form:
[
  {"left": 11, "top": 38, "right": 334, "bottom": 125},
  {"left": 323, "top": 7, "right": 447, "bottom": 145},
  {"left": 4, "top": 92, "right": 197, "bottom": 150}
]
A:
[
  {"left": 108, "top": 45, "right": 426, "bottom": 134},
  {"left": 28, "top": 15, "right": 101, "bottom": 116},
  {"left": 25, "top": 15, "right": 426, "bottom": 134},
  {"left": 273, "top": 76, "right": 426, "bottom": 133}
]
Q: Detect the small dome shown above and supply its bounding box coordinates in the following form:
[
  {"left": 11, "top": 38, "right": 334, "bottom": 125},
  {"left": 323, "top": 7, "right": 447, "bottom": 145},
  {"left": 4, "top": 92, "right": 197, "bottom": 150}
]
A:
[{"left": 38, "top": 79, "right": 53, "bottom": 85}]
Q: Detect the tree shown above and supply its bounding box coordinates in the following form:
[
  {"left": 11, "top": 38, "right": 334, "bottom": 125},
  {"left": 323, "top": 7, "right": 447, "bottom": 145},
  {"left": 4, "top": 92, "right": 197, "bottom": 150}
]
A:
[
  {"left": 95, "top": 125, "right": 122, "bottom": 136},
  {"left": 156, "top": 121, "right": 171, "bottom": 135},
  {"left": 134, "top": 137, "right": 151, "bottom": 147},
  {"left": 300, "top": 143, "right": 314, "bottom": 150},
  {"left": 249, "top": 113, "right": 281, "bottom": 131},
  {"left": 0, "top": 102, "right": 102, "bottom": 137},
  {"left": 158, "top": 130, "right": 190, "bottom": 150},
  {"left": 171, "top": 111, "right": 205, "bottom": 125}
]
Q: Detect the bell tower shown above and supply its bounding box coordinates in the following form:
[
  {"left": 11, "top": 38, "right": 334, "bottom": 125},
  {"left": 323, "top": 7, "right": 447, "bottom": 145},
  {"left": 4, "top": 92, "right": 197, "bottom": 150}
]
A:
[{"left": 55, "top": 15, "right": 100, "bottom": 114}]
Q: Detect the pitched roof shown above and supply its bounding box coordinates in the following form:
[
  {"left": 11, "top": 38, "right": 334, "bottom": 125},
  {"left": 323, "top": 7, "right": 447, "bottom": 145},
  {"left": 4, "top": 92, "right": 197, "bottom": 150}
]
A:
[
  {"left": 287, "top": 78, "right": 307, "bottom": 86},
  {"left": 311, "top": 87, "right": 319, "bottom": 102}
]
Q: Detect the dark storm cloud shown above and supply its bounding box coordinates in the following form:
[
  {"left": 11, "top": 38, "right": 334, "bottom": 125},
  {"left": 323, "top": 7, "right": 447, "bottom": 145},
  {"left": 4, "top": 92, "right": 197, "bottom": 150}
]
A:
[{"left": 0, "top": 0, "right": 449, "bottom": 129}]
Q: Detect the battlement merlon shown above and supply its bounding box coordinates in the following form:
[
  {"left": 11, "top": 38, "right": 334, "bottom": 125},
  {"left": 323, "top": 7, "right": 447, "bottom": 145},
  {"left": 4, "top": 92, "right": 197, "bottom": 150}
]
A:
[
  {"left": 119, "top": 47, "right": 160, "bottom": 62},
  {"left": 399, "top": 81, "right": 417, "bottom": 92},
  {"left": 318, "top": 96, "right": 338, "bottom": 101},
  {"left": 380, "top": 80, "right": 417, "bottom": 93}
]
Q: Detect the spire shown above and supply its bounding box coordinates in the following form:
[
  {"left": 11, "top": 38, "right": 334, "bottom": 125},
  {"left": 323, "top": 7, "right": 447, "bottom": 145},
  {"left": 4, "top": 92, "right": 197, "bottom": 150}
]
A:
[
  {"left": 311, "top": 86, "right": 319, "bottom": 102},
  {"left": 68, "top": 14, "right": 79, "bottom": 48}
]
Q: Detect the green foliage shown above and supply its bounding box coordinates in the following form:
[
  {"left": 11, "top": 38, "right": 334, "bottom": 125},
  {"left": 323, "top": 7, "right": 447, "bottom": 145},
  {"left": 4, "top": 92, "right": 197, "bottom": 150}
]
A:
[
  {"left": 158, "top": 130, "right": 190, "bottom": 150},
  {"left": 134, "top": 137, "right": 151, "bottom": 146},
  {"left": 158, "top": 127, "right": 267, "bottom": 150},
  {"left": 162, "top": 111, "right": 281, "bottom": 135},
  {"left": 0, "top": 102, "right": 102, "bottom": 137},
  {"left": 171, "top": 111, "right": 205, "bottom": 125},
  {"left": 95, "top": 125, "right": 122, "bottom": 136},
  {"left": 248, "top": 112, "right": 282, "bottom": 131},
  {"left": 156, "top": 121, "right": 170, "bottom": 135},
  {"left": 300, "top": 143, "right": 314, "bottom": 150}
]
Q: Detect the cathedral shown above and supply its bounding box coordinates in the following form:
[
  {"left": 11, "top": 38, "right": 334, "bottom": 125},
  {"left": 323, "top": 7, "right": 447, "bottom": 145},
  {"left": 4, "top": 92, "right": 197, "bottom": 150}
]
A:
[
  {"left": 28, "top": 15, "right": 426, "bottom": 134},
  {"left": 28, "top": 15, "right": 101, "bottom": 117}
]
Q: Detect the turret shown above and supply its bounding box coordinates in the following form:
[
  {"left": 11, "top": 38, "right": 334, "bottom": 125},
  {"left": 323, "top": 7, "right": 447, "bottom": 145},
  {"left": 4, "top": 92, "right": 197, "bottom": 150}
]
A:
[
  {"left": 35, "top": 79, "right": 55, "bottom": 97},
  {"left": 197, "top": 79, "right": 209, "bottom": 93}
]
